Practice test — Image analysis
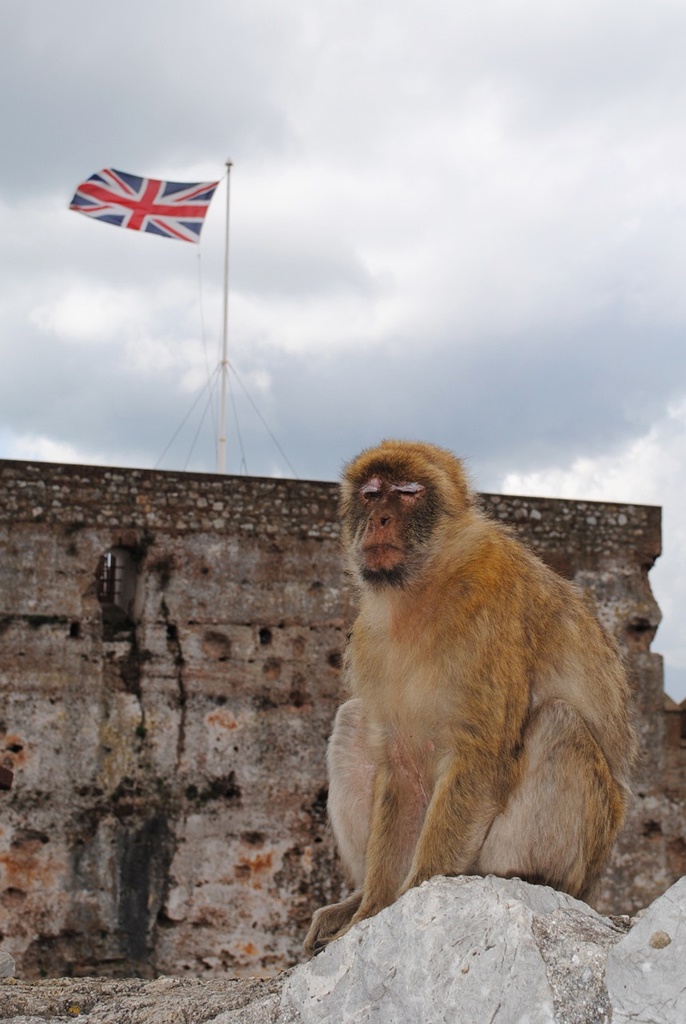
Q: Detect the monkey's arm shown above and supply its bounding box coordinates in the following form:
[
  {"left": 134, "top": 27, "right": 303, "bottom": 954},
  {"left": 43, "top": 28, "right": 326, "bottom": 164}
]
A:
[
  {"left": 400, "top": 746, "right": 508, "bottom": 893},
  {"left": 351, "top": 760, "right": 425, "bottom": 923}
]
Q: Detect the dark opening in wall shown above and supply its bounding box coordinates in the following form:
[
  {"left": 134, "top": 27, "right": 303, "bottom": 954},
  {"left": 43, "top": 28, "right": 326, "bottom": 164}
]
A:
[{"left": 96, "top": 548, "right": 141, "bottom": 641}]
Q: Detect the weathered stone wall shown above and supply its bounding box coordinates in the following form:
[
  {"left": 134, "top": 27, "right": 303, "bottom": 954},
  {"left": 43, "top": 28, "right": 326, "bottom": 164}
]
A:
[{"left": 0, "top": 459, "right": 682, "bottom": 981}]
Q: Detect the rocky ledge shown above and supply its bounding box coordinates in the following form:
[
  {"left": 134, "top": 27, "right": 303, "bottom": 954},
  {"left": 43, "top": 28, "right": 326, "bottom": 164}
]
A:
[{"left": 1, "top": 874, "right": 684, "bottom": 1023}]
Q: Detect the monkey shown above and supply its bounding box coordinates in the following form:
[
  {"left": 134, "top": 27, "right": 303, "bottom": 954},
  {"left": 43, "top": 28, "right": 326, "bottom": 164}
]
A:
[{"left": 304, "top": 439, "right": 637, "bottom": 954}]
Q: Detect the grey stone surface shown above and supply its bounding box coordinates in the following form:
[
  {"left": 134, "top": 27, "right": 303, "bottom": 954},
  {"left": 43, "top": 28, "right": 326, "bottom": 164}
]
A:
[
  {"left": 0, "top": 975, "right": 286, "bottom": 1024},
  {"left": 0, "top": 953, "right": 15, "bottom": 978}
]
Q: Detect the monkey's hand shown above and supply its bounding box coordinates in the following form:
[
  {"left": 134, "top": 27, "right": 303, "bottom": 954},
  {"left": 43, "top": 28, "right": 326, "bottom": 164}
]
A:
[{"left": 303, "top": 891, "right": 362, "bottom": 956}]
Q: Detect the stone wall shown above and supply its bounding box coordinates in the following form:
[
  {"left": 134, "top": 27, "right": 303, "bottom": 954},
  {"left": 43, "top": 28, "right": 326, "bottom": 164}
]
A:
[{"left": 0, "top": 459, "right": 683, "bottom": 980}]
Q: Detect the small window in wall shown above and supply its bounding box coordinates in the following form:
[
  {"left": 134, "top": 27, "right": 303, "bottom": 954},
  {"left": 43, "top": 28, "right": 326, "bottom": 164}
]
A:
[
  {"left": 97, "top": 548, "right": 140, "bottom": 639},
  {"left": 97, "top": 552, "right": 119, "bottom": 605}
]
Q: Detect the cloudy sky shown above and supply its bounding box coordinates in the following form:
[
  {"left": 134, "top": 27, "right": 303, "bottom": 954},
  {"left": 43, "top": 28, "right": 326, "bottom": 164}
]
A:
[{"left": 2, "top": 0, "right": 686, "bottom": 698}]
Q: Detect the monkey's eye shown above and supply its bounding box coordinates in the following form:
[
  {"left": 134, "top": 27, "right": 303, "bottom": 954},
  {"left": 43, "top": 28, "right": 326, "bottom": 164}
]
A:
[
  {"left": 390, "top": 482, "right": 424, "bottom": 497},
  {"left": 361, "top": 479, "right": 382, "bottom": 499}
]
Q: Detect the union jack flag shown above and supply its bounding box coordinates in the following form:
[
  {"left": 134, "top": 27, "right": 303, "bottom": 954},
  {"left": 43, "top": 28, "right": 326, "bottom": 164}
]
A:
[{"left": 69, "top": 168, "right": 220, "bottom": 243}]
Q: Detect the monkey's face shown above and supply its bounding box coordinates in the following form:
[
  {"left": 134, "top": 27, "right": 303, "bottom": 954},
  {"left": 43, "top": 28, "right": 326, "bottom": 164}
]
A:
[
  {"left": 358, "top": 475, "right": 429, "bottom": 586},
  {"left": 341, "top": 441, "right": 474, "bottom": 590},
  {"left": 344, "top": 466, "right": 441, "bottom": 589}
]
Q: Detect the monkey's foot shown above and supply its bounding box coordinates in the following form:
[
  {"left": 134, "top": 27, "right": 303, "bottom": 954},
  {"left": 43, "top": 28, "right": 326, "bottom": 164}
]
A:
[{"left": 303, "top": 891, "right": 362, "bottom": 956}]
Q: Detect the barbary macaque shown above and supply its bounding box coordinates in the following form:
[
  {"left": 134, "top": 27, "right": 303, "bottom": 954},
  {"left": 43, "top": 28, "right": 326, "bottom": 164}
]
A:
[{"left": 304, "top": 440, "right": 637, "bottom": 954}]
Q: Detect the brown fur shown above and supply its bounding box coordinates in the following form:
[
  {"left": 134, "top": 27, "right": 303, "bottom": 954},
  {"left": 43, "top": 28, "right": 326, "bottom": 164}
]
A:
[{"left": 304, "top": 440, "right": 637, "bottom": 954}]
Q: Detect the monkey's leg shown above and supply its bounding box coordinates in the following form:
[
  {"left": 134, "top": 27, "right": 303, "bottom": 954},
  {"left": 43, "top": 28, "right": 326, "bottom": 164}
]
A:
[
  {"left": 326, "top": 698, "right": 374, "bottom": 887},
  {"left": 476, "top": 698, "right": 627, "bottom": 898},
  {"left": 304, "top": 700, "right": 374, "bottom": 954}
]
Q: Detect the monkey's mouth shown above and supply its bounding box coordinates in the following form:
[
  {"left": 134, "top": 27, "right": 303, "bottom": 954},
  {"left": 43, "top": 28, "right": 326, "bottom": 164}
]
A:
[{"left": 362, "top": 543, "right": 404, "bottom": 572}]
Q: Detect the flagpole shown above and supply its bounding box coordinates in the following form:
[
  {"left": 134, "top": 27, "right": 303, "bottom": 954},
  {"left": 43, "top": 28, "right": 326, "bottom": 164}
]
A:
[{"left": 217, "top": 159, "right": 233, "bottom": 474}]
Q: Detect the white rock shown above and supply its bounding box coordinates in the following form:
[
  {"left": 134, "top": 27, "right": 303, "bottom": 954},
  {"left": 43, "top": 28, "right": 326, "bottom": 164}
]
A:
[
  {"left": 282, "top": 875, "right": 617, "bottom": 1024},
  {"left": 606, "top": 875, "right": 686, "bottom": 1024}
]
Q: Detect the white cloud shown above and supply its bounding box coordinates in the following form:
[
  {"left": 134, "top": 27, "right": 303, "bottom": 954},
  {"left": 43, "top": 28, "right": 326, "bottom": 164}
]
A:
[
  {"left": 1, "top": 432, "right": 105, "bottom": 467},
  {"left": 30, "top": 285, "right": 146, "bottom": 345}
]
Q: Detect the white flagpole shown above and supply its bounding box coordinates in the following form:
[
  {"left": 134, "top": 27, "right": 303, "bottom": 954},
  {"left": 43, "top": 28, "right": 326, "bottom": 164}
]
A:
[{"left": 217, "top": 159, "right": 233, "bottom": 474}]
